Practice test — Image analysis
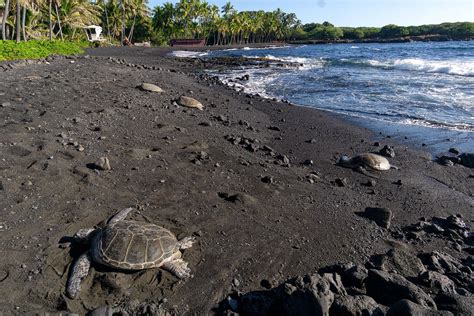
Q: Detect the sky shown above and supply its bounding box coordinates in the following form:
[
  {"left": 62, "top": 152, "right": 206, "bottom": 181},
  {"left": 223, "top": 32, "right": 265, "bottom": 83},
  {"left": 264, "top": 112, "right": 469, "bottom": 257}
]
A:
[{"left": 148, "top": 0, "right": 474, "bottom": 27}]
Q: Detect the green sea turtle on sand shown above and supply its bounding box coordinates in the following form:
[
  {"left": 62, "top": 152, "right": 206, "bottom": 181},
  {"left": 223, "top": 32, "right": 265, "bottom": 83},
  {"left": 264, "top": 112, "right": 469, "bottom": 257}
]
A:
[
  {"left": 338, "top": 153, "right": 397, "bottom": 178},
  {"left": 177, "top": 96, "right": 204, "bottom": 110},
  {"left": 66, "top": 208, "right": 195, "bottom": 299},
  {"left": 139, "top": 83, "right": 164, "bottom": 93}
]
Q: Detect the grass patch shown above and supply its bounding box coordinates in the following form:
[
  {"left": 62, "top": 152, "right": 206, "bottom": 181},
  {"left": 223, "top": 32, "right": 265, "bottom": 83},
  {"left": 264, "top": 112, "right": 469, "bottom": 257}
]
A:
[{"left": 0, "top": 40, "right": 90, "bottom": 61}]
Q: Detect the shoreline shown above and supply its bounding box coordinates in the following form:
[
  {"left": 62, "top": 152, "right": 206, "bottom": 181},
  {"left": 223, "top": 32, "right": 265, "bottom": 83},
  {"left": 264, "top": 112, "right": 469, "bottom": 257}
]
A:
[
  {"left": 0, "top": 48, "right": 472, "bottom": 314},
  {"left": 171, "top": 48, "right": 473, "bottom": 156}
]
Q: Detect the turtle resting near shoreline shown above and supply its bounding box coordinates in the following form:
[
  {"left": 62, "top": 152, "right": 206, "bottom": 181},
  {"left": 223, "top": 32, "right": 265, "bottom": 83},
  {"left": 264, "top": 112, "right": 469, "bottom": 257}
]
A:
[
  {"left": 338, "top": 153, "right": 397, "bottom": 177},
  {"left": 66, "top": 208, "right": 195, "bottom": 299},
  {"left": 177, "top": 96, "right": 204, "bottom": 110}
]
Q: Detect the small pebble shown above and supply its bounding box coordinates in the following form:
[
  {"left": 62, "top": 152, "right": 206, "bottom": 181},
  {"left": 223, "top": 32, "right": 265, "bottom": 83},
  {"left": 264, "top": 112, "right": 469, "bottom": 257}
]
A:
[{"left": 232, "top": 278, "right": 240, "bottom": 287}]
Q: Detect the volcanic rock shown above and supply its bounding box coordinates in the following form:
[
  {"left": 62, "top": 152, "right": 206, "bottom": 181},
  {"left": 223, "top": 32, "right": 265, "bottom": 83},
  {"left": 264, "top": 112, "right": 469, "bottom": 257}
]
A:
[
  {"left": 419, "top": 271, "right": 457, "bottom": 294},
  {"left": 387, "top": 300, "right": 452, "bottom": 316},
  {"left": 358, "top": 207, "right": 392, "bottom": 229},
  {"left": 370, "top": 248, "right": 426, "bottom": 279},
  {"left": 331, "top": 295, "right": 385, "bottom": 316},
  {"left": 366, "top": 269, "right": 436, "bottom": 308},
  {"left": 90, "top": 157, "right": 111, "bottom": 171},
  {"left": 435, "top": 293, "right": 474, "bottom": 315},
  {"left": 458, "top": 153, "right": 474, "bottom": 168},
  {"left": 379, "top": 145, "right": 395, "bottom": 158}
]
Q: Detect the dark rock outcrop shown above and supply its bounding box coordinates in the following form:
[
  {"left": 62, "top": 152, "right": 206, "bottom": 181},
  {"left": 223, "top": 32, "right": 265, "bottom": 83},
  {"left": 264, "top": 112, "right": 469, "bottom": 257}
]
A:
[
  {"left": 387, "top": 299, "right": 453, "bottom": 316},
  {"left": 459, "top": 153, "right": 474, "bottom": 168},
  {"left": 357, "top": 207, "right": 392, "bottom": 229},
  {"left": 435, "top": 293, "right": 474, "bottom": 315},
  {"left": 366, "top": 269, "right": 437, "bottom": 308},
  {"left": 330, "top": 295, "right": 385, "bottom": 316}
]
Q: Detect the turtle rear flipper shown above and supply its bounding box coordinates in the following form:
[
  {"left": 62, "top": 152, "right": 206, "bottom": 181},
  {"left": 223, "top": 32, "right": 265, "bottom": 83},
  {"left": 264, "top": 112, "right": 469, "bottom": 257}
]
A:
[
  {"left": 66, "top": 252, "right": 91, "bottom": 299},
  {"left": 355, "top": 166, "right": 380, "bottom": 179},
  {"left": 162, "top": 258, "right": 192, "bottom": 279}
]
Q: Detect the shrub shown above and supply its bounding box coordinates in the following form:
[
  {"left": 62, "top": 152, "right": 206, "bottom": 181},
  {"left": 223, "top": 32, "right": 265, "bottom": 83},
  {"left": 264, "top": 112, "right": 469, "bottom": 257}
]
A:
[{"left": 0, "top": 40, "right": 90, "bottom": 61}]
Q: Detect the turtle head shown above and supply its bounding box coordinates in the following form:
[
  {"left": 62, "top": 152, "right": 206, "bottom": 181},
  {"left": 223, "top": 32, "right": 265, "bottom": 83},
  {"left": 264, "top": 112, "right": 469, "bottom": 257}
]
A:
[
  {"left": 338, "top": 155, "right": 351, "bottom": 167},
  {"left": 73, "top": 228, "right": 95, "bottom": 244}
]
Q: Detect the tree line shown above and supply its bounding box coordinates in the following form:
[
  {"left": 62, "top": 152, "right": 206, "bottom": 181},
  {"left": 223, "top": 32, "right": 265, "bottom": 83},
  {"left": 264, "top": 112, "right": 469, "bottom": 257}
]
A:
[
  {"left": 0, "top": 0, "right": 473, "bottom": 44},
  {"left": 0, "top": 0, "right": 300, "bottom": 44},
  {"left": 295, "top": 21, "right": 474, "bottom": 41},
  {"left": 0, "top": 0, "right": 148, "bottom": 42},
  {"left": 151, "top": 0, "right": 300, "bottom": 45}
]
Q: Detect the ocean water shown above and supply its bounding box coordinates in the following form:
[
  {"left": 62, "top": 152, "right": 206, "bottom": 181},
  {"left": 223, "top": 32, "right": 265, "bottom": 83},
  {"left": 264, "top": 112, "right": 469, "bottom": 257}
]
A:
[{"left": 175, "top": 42, "right": 474, "bottom": 153}]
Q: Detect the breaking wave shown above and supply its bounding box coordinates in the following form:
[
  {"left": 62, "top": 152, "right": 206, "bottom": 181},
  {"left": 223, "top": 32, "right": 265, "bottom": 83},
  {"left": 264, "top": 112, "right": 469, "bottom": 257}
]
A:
[
  {"left": 228, "top": 54, "right": 474, "bottom": 77},
  {"left": 205, "top": 42, "right": 474, "bottom": 140},
  {"left": 391, "top": 58, "right": 474, "bottom": 77},
  {"left": 344, "top": 58, "right": 474, "bottom": 77}
]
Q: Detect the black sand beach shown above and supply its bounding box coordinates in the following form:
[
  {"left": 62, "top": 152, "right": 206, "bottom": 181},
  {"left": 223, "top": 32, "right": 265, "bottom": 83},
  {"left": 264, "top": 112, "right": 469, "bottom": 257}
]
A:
[{"left": 0, "top": 47, "right": 472, "bottom": 314}]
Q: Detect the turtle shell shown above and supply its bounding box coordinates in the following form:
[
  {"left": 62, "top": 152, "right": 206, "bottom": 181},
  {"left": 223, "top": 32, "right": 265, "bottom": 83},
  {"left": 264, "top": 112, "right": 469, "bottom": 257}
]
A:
[
  {"left": 94, "top": 220, "right": 178, "bottom": 270},
  {"left": 178, "top": 96, "right": 203, "bottom": 110},
  {"left": 355, "top": 153, "right": 390, "bottom": 171}
]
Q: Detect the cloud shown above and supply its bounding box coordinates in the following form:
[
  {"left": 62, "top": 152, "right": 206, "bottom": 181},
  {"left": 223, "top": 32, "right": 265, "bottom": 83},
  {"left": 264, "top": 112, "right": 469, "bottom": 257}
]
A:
[{"left": 318, "top": 0, "right": 327, "bottom": 8}]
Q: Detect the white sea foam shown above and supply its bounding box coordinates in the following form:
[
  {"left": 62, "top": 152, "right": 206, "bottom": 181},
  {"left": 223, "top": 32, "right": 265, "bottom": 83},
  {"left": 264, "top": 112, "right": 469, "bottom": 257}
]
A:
[
  {"left": 238, "top": 45, "right": 291, "bottom": 51},
  {"left": 168, "top": 50, "right": 209, "bottom": 58},
  {"left": 357, "top": 58, "right": 474, "bottom": 77},
  {"left": 243, "top": 54, "right": 326, "bottom": 69},
  {"left": 398, "top": 118, "right": 474, "bottom": 131},
  {"left": 392, "top": 58, "right": 474, "bottom": 77},
  {"left": 210, "top": 67, "right": 279, "bottom": 98},
  {"left": 366, "top": 59, "right": 388, "bottom": 67}
]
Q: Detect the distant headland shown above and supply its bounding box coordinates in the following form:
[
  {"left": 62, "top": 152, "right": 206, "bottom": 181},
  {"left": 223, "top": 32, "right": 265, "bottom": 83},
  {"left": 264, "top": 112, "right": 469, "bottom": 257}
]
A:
[{"left": 289, "top": 22, "right": 474, "bottom": 44}]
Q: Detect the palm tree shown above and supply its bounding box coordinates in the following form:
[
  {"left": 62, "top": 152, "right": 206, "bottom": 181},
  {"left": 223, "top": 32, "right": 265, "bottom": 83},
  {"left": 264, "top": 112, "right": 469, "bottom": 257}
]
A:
[
  {"left": 95, "top": 0, "right": 110, "bottom": 38},
  {"left": 152, "top": 1, "right": 175, "bottom": 39},
  {"left": 57, "top": 0, "right": 101, "bottom": 38},
  {"left": 127, "top": 0, "right": 148, "bottom": 41},
  {"left": 207, "top": 3, "right": 218, "bottom": 44},
  {"left": 221, "top": 1, "right": 235, "bottom": 44},
  {"left": 55, "top": 0, "right": 64, "bottom": 39},
  {"left": 15, "top": 0, "right": 20, "bottom": 42},
  {"left": 107, "top": 0, "right": 123, "bottom": 38},
  {"left": 150, "top": 0, "right": 300, "bottom": 46},
  {"left": 48, "top": 0, "right": 52, "bottom": 39},
  {"left": 2, "top": 0, "right": 10, "bottom": 40}
]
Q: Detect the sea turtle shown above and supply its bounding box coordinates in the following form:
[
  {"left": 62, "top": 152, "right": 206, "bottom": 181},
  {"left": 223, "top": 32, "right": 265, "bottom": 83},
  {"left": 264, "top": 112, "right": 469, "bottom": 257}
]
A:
[
  {"left": 139, "top": 83, "right": 164, "bottom": 93},
  {"left": 177, "top": 96, "right": 204, "bottom": 110},
  {"left": 338, "top": 153, "right": 397, "bottom": 178},
  {"left": 66, "top": 208, "right": 195, "bottom": 299}
]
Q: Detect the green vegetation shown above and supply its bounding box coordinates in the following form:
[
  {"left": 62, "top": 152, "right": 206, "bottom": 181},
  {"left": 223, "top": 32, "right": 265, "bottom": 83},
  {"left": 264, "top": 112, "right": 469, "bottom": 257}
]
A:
[
  {"left": 0, "top": 0, "right": 149, "bottom": 43},
  {"left": 0, "top": 0, "right": 472, "bottom": 48},
  {"left": 0, "top": 40, "right": 88, "bottom": 60},
  {"left": 296, "top": 22, "right": 474, "bottom": 41},
  {"left": 152, "top": 0, "right": 300, "bottom": 45},
  {"left": 0, "top": 0, "right": 299, "bottom": 45}
]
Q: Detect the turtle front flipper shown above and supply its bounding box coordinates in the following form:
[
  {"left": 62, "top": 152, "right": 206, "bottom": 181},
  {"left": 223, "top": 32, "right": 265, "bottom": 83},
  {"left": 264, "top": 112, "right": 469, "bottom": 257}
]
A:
[
  {"left": 66, "top": 252, "right": 91, "bottom": 299},
  {"left": 355, "top": 166, "right": 380, "bottom": 179},
  {"left": 178, "top": 236, "right": 196, "bottom": 250},
  {"left": 162, "top": 258, "right": 192, "bottom": 279},
  {"left": 107, "top": 207, "right": 134, "bottom": 224}
]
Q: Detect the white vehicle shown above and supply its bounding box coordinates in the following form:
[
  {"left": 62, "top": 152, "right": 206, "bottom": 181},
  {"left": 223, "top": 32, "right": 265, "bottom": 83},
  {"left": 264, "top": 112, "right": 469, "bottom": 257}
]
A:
[{"left": 83, "top": 25, "right": 104, "bottom": 42}]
